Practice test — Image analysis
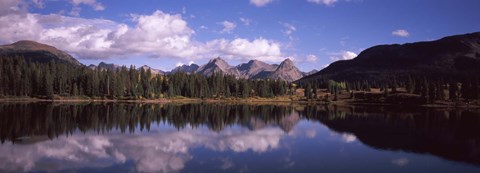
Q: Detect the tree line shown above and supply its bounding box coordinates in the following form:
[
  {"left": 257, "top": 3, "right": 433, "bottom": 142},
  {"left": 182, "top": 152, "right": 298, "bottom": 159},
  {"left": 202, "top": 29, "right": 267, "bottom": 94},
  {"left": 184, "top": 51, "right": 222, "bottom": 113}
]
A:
[
  {"left": 0, "top": 56, "right": 290, "bottom": 99},
  {"left": 301, "top": 75, "right": 480, "bottom": 103}
]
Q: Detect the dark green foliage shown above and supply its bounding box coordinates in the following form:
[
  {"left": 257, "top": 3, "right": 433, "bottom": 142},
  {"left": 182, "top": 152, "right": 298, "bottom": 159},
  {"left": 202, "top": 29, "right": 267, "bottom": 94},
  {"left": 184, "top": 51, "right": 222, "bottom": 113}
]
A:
[
  {"left": 449, "top": 83, "right": 458, "bottom": 101},
  {"left": 305, "top": 83, "right": 312, "bottom": 99},
  {"left": 0, "top": 56, "right": 290, "bottom": 99}
]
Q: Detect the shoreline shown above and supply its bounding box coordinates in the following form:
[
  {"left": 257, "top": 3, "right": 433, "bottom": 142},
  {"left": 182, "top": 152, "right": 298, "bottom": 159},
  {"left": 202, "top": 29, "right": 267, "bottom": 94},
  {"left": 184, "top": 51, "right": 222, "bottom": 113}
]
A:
[{"left": 0, "top": 97, "right": 479, "bottom": 108}]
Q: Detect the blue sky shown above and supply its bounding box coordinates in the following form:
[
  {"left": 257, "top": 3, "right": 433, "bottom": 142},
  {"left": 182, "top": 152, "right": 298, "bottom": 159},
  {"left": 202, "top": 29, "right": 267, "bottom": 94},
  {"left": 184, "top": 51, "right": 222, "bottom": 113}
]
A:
[{"left": 1, "top": 0, "right": 480, "bottom": 71}]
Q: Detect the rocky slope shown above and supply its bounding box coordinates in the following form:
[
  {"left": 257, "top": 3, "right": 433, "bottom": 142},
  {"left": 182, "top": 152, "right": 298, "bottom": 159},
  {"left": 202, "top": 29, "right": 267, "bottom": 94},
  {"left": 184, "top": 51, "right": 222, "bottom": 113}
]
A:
[
  {"left": 236, "top": 59, "right": 278, "bottom": 78},
  {"left": 266, "top": 59, "right": 305, "bottom": 82},
  {"left": 196, "top": 57, "right": 241, "bottom": 77},
  {"left": 170, "top": 64, "right": 199, "bottom": 74}
]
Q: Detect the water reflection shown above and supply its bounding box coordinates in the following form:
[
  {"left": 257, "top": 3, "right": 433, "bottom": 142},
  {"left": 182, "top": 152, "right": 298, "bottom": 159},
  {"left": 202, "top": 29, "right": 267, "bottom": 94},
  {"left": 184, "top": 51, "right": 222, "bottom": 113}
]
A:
[
  {"left": 302, "top": 105, "right": 480, "bottom": 165},
  {"left": 0, "top": 103, "right": 479, "bottom": 173}
]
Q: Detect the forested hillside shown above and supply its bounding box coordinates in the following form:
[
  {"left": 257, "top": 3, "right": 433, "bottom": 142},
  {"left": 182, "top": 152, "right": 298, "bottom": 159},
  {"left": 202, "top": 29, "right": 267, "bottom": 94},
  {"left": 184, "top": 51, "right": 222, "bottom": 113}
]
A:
[{"left": 0, "top": 56, "right": 291, "bottom": 99}]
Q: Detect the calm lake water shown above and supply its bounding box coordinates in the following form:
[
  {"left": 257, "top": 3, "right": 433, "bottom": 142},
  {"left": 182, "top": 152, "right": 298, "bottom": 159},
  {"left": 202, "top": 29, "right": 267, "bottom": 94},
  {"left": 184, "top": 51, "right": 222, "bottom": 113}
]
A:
[{"left": 1, "top": 103, "right": 480, "bottom": 173}]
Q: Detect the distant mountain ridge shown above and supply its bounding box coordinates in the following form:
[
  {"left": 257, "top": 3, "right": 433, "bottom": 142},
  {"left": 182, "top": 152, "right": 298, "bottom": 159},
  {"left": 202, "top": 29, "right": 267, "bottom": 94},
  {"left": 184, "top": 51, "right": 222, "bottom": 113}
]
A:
[
  {"left": 170, "top": 64, "right": 199, "bottom": 74},
  {"left": 196, "top": 57, "right": 242, "bottom": 77},
  {"left": 89, "top": 62, "right": 165, "bottom": 75},
  {"left": 0, "top": 40, "right": 314, "bottom": 82},
  {"left": 236, "top": 60, "right": 278, "bottom": 78},
  {"left": 0, "top": 40, "right": 82, "bottom": 66},
  {"left": 195, "top": 57, "right": 307, "bottom": 81},
  {"left": 299, "top": 32, "right": 480, "bottom": 82}
]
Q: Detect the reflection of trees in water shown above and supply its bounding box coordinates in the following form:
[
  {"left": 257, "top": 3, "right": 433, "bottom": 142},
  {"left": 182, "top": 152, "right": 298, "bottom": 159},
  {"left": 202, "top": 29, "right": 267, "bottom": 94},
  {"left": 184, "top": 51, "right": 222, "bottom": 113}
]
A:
[
  {"left": 298, "top": 105, "right": 480, "bottom": 165},
  {"left": 0, "top": 103, "right": 293, "bottom": 143},
  {"left": 2, "top": 103, "right": 480, "bottom": 166}
]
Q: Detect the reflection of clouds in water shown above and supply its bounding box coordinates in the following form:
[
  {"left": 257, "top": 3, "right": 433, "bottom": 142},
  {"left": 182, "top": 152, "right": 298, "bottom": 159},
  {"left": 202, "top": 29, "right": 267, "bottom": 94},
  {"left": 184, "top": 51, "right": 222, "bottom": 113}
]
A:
[
  {"left": 305, "top": 129, "right": 317, "bottom": 138},
  {"left": 392, "top": 158, "right": 409, "bottom": 166},
  {"left": 219, "top": 157, "right": 234, "bottom": 170},
  {"left": 341, "top": 133, "right": 357, "bottom": 143},
  {"left": 0, "top": 127, "right": 284, "bottom": 173}
]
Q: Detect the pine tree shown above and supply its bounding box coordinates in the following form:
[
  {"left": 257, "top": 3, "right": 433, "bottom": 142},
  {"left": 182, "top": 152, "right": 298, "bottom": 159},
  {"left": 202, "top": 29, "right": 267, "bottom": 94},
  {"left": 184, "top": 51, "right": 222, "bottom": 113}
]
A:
[
  {"left": 428, "top": 82, "right": 436, "bottom": 103},
  {"left": 449, "top": 83, "right": 458, "bottom": 101},
  {"left": 43, "top": 72, "right": 54, "bottom": 99},
  {"left": 461, "top": 81, "right": 471, "bottom": 102},
  {"left": 305, "top": 83, "right": 312, "bottom": 99}
]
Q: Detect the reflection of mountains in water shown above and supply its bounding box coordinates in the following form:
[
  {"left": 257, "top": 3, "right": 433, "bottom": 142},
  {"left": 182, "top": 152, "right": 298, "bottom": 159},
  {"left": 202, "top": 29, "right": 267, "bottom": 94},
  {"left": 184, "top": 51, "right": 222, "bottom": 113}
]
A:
[
  {"left": 299, "top": 106, "right": 480, "bottom": 166},
  {"left": 1, "top": 103, "right": 480, "bottom": 166}
]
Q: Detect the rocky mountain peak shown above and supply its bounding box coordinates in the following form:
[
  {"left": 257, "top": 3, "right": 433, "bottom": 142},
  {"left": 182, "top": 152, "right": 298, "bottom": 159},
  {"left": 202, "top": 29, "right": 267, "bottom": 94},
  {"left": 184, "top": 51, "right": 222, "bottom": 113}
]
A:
[{"left": 267, "top": 58, "right": 305, "bottom": 82}]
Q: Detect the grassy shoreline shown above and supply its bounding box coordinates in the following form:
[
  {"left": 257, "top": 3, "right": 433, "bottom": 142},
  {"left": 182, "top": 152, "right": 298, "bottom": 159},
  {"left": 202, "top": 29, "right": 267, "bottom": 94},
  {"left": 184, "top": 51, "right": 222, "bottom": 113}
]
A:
[{"left": 0, "top": 96, "right": 479, "bottom": 108}]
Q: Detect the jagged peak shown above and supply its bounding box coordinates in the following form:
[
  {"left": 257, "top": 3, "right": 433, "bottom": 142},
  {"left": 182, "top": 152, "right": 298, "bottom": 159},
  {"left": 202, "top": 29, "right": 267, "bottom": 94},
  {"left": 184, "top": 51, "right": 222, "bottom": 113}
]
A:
[
  {"left": 211, "top": 57, "right": 226, "bottom": 62},
  {"left": 277, "top": 58, "right": 296, "bottom": 69},
  {"left": 207, "top": 57, "right": 230, "bottom": 68},
  {"left": 281, "top": 58, "right": 294, "bottom": 65},
  {"left": 98, "top": 61, "right": 111, "bottom": 65}
]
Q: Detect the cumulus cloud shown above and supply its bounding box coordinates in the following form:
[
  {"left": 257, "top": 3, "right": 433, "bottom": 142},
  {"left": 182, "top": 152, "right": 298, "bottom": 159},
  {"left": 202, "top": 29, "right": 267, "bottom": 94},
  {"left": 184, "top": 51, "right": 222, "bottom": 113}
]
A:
[
  {"left": 208, "top": 38, "right": 283, "bottom": 62},
  {"left": 307, "top": 0, "right": 339, "bottom": 6},
  {"left": 329, "top": 51, "right": 357, "bottom": 61},
  {"left": 176, "top": 61, "right": 195, "bottom": 67},
  {"left": 219, "top": 20, "right": 236, "bottom": 33},
  {"left": 0, "top": 2, "right": 288, "bottom": 63},
  {"left": 250, "top": 0, "right": 275, "bottom": 7},
  {"left": 306, "top": 54, "right": 318, "bottom": 62},
  {"left": 392, "top": 29, "right": 410, "bottom": 37},
  {"left": 31, "top": 0, "right": 44, "bottom": 8},
  {"left": 239, "top": 17, "right": 251, "bottom": 26},
  {"left": 71, "top": 0, "right": 105, "bottom": 11},
  {"left": 0, "top": 0, "right": 27, "bottom": 16}
]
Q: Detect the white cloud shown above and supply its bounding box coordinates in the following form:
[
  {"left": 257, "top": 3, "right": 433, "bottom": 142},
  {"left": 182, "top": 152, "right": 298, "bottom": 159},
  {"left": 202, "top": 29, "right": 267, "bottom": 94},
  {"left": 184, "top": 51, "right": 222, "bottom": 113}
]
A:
[
  {"left": 71, "top": 0, "right": 105, "bottom": 11},
  {"left": 307, "top": 0, "right": 339, "bottom": 6},
  {"left": 208, "top": 38, "right": 283, "bottom": 62},
  {"left": 68, "top": 0, "right": 104, "bottom": 17},
  {"left": 69, "top": 6, "right": 81, "bottom": 16},
  {"left": 0, "top": 0, "right": 26, "bottom": 16},
  {"left": 239, "top": 17, "right": 251, "bottom": 26},
  {"left": 0, "top": 7, "right": 288, "bottom": 63},
  {"left": 329, "top": 50, "right": 357, "bottom": 61},
  {"left": 176, "top": 61, "right": 195, "bottom": 67},
  {"left": 31, "top": 0, "right": 44, "bottom": 9},
  {"left": 306, "top": 54, "right": 318, "bottom": 62},
  {"left": 392, "top": 29, "right": 410, "bottom": 37},
  {"left": 250, "top": 0, "right": 274, "bottom": 7},
  {"left": 219, "top": 20, "right": 236, "bottom": 33},
  {"left": 281, "top": 22, "right": 296, "bottom": 36},
  {"left": 199, "top": 25, "right": 208, "bottom": 30}
]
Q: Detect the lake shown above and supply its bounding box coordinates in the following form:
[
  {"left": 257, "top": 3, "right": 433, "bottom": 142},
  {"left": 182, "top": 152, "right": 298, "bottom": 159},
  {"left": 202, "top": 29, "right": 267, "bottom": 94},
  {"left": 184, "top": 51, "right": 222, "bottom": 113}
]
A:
[{"left": 1, "top": 103, "right": 480, "bottom": 173}]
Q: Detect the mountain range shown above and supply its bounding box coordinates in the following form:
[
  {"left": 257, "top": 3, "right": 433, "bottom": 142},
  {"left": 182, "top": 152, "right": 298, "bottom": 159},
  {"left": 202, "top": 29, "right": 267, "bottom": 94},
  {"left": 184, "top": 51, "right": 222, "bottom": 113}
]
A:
[
  {"left": 86, "top": 57, "right": 310, "bottom": 81},
  {"left": 0, "top": 40, "right": 313, "bottom": 82},
  {"left": 299, "top": 32, "right": 480, "bottom": 83}
]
